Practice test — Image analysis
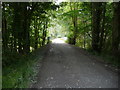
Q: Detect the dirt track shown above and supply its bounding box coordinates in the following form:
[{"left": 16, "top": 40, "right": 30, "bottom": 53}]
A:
[{"left": 31, "top": 43, "right": 118, "bottom": 88}]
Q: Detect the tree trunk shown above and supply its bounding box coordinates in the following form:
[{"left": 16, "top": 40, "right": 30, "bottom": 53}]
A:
[
  {"left": 2, "top": 3, "right": 8, "bottom": 51},
  {"left": 70, "top": 2, "right": 78, "bottom": 45},
  {"left": 2, "top": 17, "right": 8, "bottom": 50},
  {"left": 22, "top": 3, "right": 30, "bottom": 54},
  {"left": 23, "top": 19, "right": 30, "bottom": 53},
  {"left": 12, "top": 3, "right": 23, "bottom": 53},
  {"left": 34, "top": 17, "right": 38, "bottom": 49},
  {"left": 99, "top": 3, "right": 106, "bottom": 52},
  {"left": 42, "top": 20, "right": 47, "bottom": 46},
  {"left": 112, "top": 2, "right": 120, "bottom": 57},
  {"left": 92, "top": 2, "right": 102, "bottom": 52}
]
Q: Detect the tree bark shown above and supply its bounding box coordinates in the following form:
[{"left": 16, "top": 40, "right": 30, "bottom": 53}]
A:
[
  {"left": 34, "top": 17, "right": 39, "bottom": 49},
  {"left": 2, "top": 3, "right": 9, "bottom": 51},
  {"left": 42, "top": 21, "right": 47, "bottom": 46},
  {"left": 92, "top": 2, "right": 102, "bottom": 52},
  {"left": 70, "top": 2, "right": 78, "bottom": 45},
  {"left": 112, "top": 2, "right": 120, "bottom": 57},
  {"left": 22, "top": 3, "right": 30, "bottom": 54},
  {"left": 99, "top": 3, "right": 106, "bottom": 52}
]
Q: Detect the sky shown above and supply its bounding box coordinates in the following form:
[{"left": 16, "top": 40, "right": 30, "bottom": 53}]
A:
[{"left": 54, "top": 0, "right": 65, "bottom": 5}]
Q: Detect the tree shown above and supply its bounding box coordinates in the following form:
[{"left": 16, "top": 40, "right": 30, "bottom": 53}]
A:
[
  {"left": 99, "top": 3, "right": 106, "bottom": 51},
  {"left": 2, "top": 3, "right": 8, "bottom": 50},
  {"left": 112, "top": 2, "right": 120, "bottom": 57},
  {"left": 92, "top": 2, "right": 102, "bottom": 52},
  {"left": 69, "top": 2, "right": 78, "bottom": 45}
]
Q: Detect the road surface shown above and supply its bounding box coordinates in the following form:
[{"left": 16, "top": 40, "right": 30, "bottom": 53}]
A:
[{"left": 31, "top": 43, "right": 118, "bottom": 88}]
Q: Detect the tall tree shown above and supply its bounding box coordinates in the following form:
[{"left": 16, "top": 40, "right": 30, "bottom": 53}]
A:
[
  {"left": 2, "top": 3, "right": 8, "bottom": 51},
  {"left": 70, "top": 2, "right": 78, "bottom": 45},
  {"left": 112, "top": 2, "right": 120, "bottom": 56},
  {"left": 92, "top": 2, "right": 102, "bottom": 52},
  {"left": 99, "top": 3, "right": 106, "bottom": 52}
]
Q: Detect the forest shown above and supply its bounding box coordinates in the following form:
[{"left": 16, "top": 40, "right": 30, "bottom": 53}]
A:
[{"left": 2, "top": 2, "right": 120, "bottom": 88}]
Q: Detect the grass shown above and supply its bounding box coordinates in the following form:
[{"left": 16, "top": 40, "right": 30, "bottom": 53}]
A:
[
  {"left": 100, "top": 53, "right": 119, "bottom": 67},
  {"left": 87, "top": 48, "right": 120, "bottom": 68},
  {"left": 2, "top": 50, "right": 40, "bottom": 88}
]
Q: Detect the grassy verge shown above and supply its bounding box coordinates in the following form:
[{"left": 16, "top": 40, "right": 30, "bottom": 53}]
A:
[
  {"left": 87, "top": 48, "right": 120, "bottom": 68},
  {"left": 2, "top": 50, "right": 40, "bottom": 88}
]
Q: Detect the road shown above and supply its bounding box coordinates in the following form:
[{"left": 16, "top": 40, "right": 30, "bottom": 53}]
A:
[{"left": 31, "top": 43, "right": 118, "bottom": 88}]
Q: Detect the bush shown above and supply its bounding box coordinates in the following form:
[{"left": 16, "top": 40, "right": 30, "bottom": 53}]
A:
[{"left": 2, "top": 50, "right": 38, "bottom": 88}]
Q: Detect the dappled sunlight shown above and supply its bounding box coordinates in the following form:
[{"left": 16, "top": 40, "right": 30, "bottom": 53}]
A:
[{"left": 52, "top": 37, "right": 67, "bottom": 44}]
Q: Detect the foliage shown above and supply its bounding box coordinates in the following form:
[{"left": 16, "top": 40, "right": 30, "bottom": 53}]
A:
[
  {"left": 57, "top": 2, "right": 120, "bottom": 66},
  {"left": 2, "top": 2, "right": 120, "bottom": 88},
  {"left": 2, "top": 2, "right": 58, "bottom": 88},
  {"left": 2, "top": 50, "right": 38, "bottom": 88}
]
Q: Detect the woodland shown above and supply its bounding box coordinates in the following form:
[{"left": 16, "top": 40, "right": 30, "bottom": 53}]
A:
[{"left": 2, "top": 2, "right": 120, "bottom": 88}]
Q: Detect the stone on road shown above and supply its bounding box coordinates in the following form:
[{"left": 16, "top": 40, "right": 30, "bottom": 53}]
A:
[{"left": 31, "top": 43, "right": 118, "bottom": 88}]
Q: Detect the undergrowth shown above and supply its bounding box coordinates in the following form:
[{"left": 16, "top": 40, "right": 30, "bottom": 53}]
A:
[
  {"left": 87, "top": 48, "right": 120, "bottom": 68},
  {"left": 2, "top": 50, "right": 39, "bottom": 88}
]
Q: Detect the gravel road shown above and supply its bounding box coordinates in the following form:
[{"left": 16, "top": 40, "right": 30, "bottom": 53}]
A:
[{"left": 31, "top": 43, "right": 118, "bottom": 88}]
